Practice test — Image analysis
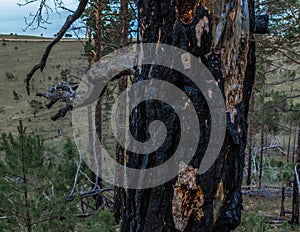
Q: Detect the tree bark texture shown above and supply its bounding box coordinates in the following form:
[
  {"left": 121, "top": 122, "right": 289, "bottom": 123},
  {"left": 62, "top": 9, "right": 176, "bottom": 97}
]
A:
[
  {"left": 114, "top": 0, "right": 130, "bottom": 221},
  {"left": 121, "top": 0, "right": 255, "bottom": 231},
  {"left": 94, "top": 0, "right": 104, "bottom": 209},
  {"left": 293, "top": 129, "right": 297, "bottom": 163},
  {"left": 291, "top": 122, "right": 300, "bottom": 225},
  {"left": 246, "top": 91, "right": 255, "bottom": 185},
  {"left": 259, "top": 84, "right": 265, "bottom": 189},
  {"left": 287, "top": 122, "right": 292, "bottom": 163}
]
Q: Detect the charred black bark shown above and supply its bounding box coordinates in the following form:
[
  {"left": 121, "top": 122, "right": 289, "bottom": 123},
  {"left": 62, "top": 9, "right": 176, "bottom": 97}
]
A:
[
  {"left": 121, "top": 0, "right": 255, "bottom": 232},
  {"left": 291, "top": 122, "right": 300, "bottom": 225},
  {"left": 113, "top": 0, "right": 130, "bottom": 222},
  {"left": 121, "top": 0, "right": 256, "bottom": 231}
]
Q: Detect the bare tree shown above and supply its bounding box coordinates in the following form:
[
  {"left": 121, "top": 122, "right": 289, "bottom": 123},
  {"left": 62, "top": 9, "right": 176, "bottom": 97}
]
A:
[{"left": 247, "top": 92, "right": 255, "bottom": 185}]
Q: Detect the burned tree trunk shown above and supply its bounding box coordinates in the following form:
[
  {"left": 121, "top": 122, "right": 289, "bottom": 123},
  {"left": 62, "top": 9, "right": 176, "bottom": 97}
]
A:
[
  {"left": 291, "top": 122, "right": 300, "bottom": 225},
  {"left": 287, "top": 121, "right": 292, "bottom": 163},
  {"left": 93, "top": 0, "right": 104, "bottom": 209},
  {"left": 259, "top": 84, "right": 265, "bottom": 189},
  {"left": 114, "top": 0, "right": 130, "bottom": 222},
  {"left": 246, "top": 91, "right": 255, "bottom": 185},
  {"left": 293, "top": 129, "right": 297, "bottom": 163},
  {"left": 121, "top": 0, "right": 256, "bottom": 231}
]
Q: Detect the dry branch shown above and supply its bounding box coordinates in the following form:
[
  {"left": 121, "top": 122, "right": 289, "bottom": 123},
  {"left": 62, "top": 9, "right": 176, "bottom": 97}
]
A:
[
  {"left": 26, "top": 0, "right": 89, "bottom": 95},
  {"left": 36, "top": 82, "right": 78, "bottom": 120}
]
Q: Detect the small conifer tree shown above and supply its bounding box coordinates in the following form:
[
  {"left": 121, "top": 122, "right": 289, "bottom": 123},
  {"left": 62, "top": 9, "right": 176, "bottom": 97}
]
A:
[{"left": 0, "top": 121, "right": 76, "bottom": 231}]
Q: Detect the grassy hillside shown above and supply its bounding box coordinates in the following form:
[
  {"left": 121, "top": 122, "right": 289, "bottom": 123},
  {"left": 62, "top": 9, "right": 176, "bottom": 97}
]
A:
[
  {"left": 0, "top": 37, "right": 85, "bottom": 145},
  {"left": 0, "top": 33, "right": 44, "bottom": 39},
  {"left": 0, "top": 35, "right": 298, "bottom": 147},
  {"left": 0, "top": 33, "right": 86, "bottom": 41}
]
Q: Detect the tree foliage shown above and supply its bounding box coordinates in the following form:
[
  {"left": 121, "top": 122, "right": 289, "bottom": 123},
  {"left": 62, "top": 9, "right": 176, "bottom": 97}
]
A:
[
  {"left": 256, "top": 0, "right": 300, "bottom": 63},
  {"left": 0, "top": 121, "right": 77, "bottom": 231},
  {"left": 251, "top": 0, "right": 300, "bottom": 139}
]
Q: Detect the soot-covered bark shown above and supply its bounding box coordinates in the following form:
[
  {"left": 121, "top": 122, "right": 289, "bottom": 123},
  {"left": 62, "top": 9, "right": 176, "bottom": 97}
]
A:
[{"left": 120, "top": 0, "right": 256, "bottom": 231}]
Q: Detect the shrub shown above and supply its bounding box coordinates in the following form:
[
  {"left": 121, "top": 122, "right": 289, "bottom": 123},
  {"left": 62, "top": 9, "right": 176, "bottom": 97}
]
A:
[
  {"left": 5, "top": 72, "right": 17, "bottom": 81},
  {"left": 29, "top": 100, "right": 44, "bottom": 117}
]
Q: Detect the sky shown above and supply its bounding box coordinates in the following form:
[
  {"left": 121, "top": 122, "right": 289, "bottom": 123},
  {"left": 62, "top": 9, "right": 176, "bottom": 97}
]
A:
[{"left": 0, "top": 0, "right": 81, "bottom": 37}]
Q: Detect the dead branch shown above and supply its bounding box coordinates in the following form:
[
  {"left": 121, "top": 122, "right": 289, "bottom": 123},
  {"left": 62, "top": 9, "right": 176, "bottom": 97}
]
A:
[
  {"left": 267, "top": 77, "right": 300, "bottom": 86},
  {"left": 248, "top": 138, "right": 285, "bottom": 157},
  {"left": 276, "top": 49, "right": 300, "bottom": 65},
  {"left": 58, "top": 5, "right": 75, "bottom": 13},
  {"left": 258, "top": 40, "right": 300, "bottom": 65},
  {"left": 36, "top": 82, "right": 78, "bottom": 120},
  {"left": 66, "top": 151, "right": 83, "bottom": 201},
  {"left": 267, "top": 95, "right": 300, "bottom": 109},
  {"left": 66, "top": 148, "right": 114, "bottom": 209},
  {"left": 80, "top": 188, "right": 113, "bottom": 199},
  {"left": 18, "top": 0, "right": 38, "bottom": 6},
  {"left": 81, "top": 188, "right": 114, "bottom": 210},
  {"left": 19, "top": 0, "right": 52, "bottom": 30},
  {"left": 26, "top": 0, "right": 89, "bottom": 95},
  {"left": 75, "top": 213, "right": 94, "bottom": 218}
]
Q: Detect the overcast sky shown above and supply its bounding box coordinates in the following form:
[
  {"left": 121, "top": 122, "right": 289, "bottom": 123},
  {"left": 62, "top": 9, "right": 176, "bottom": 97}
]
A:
[{"left": 0, "top": 0, "right": 81, "bottom": 37}]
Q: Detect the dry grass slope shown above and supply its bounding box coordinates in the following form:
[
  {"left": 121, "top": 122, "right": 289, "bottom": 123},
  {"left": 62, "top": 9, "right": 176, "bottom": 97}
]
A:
[{"left": 0, "top": 35, "right": 85, "bottom": 146}]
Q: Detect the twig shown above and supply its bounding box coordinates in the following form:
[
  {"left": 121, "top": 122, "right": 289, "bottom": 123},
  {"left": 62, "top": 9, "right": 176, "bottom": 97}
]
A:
[
  {"left": 59, "top": 6, "right": 75, "bottom": 13},
  {"left": 22, "top": 0, "right": 52, "bottom": 31},
  {"left": 258, "top": 40, "right": 300, "bottom": 64},
  {"left": 80, "top": 187, "right": 113, "bottom": 199},
  {"left": 267, "top": 77, "right": 300, "bottom": 86},
  {"left": 17, "top": 0, "right": 37, "bottom": 6},
  {"left": 79, "top": 169, "right": 96, "bottom": 186},
  {"left": 66, "top": 150, "right": 83, "bottom": 201}
]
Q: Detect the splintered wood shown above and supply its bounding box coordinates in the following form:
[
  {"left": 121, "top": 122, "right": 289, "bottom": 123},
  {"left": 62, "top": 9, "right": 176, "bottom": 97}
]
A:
[
  {"left": 213, "top": 181, "right": 225, "bottom": 223},
  {"left": 203, "top": 0, "right": 250, "bottom": 124},
  {"left": 195, "top": 16, "right": 209, "bottom": 47},
  {"left": 220, "top": 2, "right": 249, "bottom": 122},
  {"left": 172, "top": 162, "right": 204, "bottom": 231}
]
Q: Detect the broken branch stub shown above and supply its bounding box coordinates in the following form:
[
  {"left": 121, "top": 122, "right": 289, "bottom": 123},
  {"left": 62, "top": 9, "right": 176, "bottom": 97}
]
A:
[{"left": 36, "top": 82, "right": 78, "bottom": 121}]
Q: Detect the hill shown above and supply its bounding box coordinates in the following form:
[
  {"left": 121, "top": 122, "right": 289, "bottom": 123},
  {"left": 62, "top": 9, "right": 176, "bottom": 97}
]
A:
[{"left": 0, "top": 36, "right": 84, "bottom": 145}]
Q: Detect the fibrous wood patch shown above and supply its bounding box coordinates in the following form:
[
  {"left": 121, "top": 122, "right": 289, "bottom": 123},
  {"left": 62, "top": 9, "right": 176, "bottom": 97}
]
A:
[
  {"left": 204, "top": 0, "right": 250, "bottom": 124},
  {"left": 172, "top": 162, "right": 204, "bottom": 231},
  {"left": 213, "top": 181, "right": 225, "bottom": 223}
]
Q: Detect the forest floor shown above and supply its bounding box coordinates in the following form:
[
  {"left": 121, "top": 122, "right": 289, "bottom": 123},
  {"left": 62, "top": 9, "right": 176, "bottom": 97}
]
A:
[{"left": 235, "top": 185, "right": 300, "bottom": 232}]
